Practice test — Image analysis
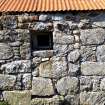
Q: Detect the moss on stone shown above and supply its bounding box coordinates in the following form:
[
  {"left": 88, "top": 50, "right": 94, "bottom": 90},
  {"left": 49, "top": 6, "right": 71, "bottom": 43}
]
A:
[{"left": 0, "top": 101, "right": 10, "bottom": 105}]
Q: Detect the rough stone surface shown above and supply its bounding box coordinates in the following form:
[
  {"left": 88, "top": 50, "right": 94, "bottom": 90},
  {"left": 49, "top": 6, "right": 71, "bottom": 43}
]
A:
[
  {"left": 1, "top": 12, "right": 105, "bottom": 105},
  {"left": 39, "top": 60, "right": 52, "bottom": 78},
  {"left": 0, "top": 74, "right": 16, "bottom": 90},
  {"left": 96, "top": 45, "right": 105, "bottom": 62},
  {"left": 53, "top": 32, "right": 74, "bottom": 44},
  {"left": 80, "top": 92, "right": 105, "bottom": 105},
  {"left": 80, "top": 28, "right": 105, "bottom": 45},
  {"left": 56, "top": 76, "right": 79, "bottom": 95},
  {"left": 1, "top": 60, "right": 31, "bottom": 73},
  {"left": 68, "top": 49, "right": 80, "bottom": 63},
  {"left": 68, "top": 63, "right": 80, "bottom": 76},
  {"left": 100, "top": 78, "right": 105, "bottom": 91},
  {"left": 52, "top": 56, "right": 68, "bottom": 78},
  {"left": 32, "top": 77, "right": 54, "bottom": 96},
  {"left": 0, "top": 43, "right": 13, "bottom": 60},
  {"left": 81, "top": 62, "right": 105, "bottom": 75},
  {"left": 31, "top": 95, "right": 64, "bottom": 105},
  {"left": 64, "top": 95, "right": 79, "bottom": 105},
  {"left": 80, "top": 46, "right": 96, "bottom": 62},
  {"left": 3, "top": 91, "right": 31, "bottom": 105}
]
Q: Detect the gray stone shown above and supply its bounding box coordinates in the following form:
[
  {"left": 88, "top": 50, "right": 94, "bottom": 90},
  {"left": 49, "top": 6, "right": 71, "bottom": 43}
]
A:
[
  {"left": 80, "top": 76, "right": 93, "bottom": 91},
  {"left": 1, "top": 60, "right": 31, "bottom": 73},
  {"left": 32, "top": 77, "right": 54, "bottom": 96},
  {"left": 80, "top": 28, "right": 105, "bottom": 45},
  {"left": 9, "top": 41, "right": 21, "bottom": 47},
  {"left": 53, "top": 32, "right": 74, "bottom": 44},
  {"left": 68, "top": 63, "right": 80, "bottom": 76},
  {"left": 52, "top": 56, "right": 68, "bottom": 78},
  {"left": 22, "top": 74, "right": 31, "bottom": 89},
  {"left": 31, "top": 95, "right": 64, "bottom": 105},
  {"left": 32, "top": 50, "right": 53, "bottom": 58},
  {"left": 39, "top": 15, "right": 51, "bottom": 21},
  {"left": 100, "top": 78, "right": 105, "bottom": 91},
  {"left": 81, "top": 62, "right": 105, "bottom": 76},
  {"left": 3, "top": 91, "right": 31, "bottom": 105},
  {"left": 53, "top": 44, "right": 73, "bottom": 56},
  {"left": 0, "top": 74, "right": 16, "bottom": 90},
  {"left": 64, "top": 95, "right": 79, "bottom": 105},
  {"left": 80, "top": 46, "right": 96, "bottom": 62},
  {"left": 68, "top": 49, "right": 80, "bottom": 63},
  {"left": 32, "top": 57, "right": 42, "bottom": 66},
  {"left": 0, "top": 43, "right": 13, "bottom": 60},
  {"left": 96, "top": 45, "right": 105, "bottom": 62},
  {"left": 56, "top": 76, "right": 79, "bottom": 96},
  {"left": 80, "top": 92, "right": 105, "bottom": 105}
]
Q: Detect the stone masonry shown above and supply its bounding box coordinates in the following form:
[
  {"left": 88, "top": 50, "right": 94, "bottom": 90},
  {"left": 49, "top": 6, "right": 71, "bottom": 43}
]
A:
[{"left": 0, "top": 11, "right": 105, "bottom": 105}]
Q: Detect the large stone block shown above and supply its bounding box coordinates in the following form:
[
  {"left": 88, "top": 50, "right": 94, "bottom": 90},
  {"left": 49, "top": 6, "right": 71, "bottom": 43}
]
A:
[
  {"left": 0, "top": 43, "right": 13, "bottom": 60},
  {"left": 52, "top": 56, "right": 68, "bottom": 78},
  {"left": 1, "top": 60, "right": 31, "bottom": 73},
  {"left": 31, "top": 95, "right": 64, "bottom": 105},
  {"left": 3, "top": 91, "right": 31, "bottom": 105},
  {"left": 53, "top": 32, "right": 74, "bottom": 44},
  {"left": 0, "top": 74, "right": 16, "bottom": 90},
  {"left": 80, "top": 28, "right": 105, "bottom": 45},
  {"left": 32, "top": 77, "right": 54, "bottom": 96},
  {"left": 81, "top": 62, "right": 105, "bottom": 76},
  {"left": 56, "top": 76, "right": 79, "bottom": 96},
  {"left": 39, "top": 56, "right": 68, "bottom": 79},
  {"left": 80, "top": 92, "right": 105, "bottom": 105},
  {"left": 96, "top": 45, "right": 105, "bottom": 62}
]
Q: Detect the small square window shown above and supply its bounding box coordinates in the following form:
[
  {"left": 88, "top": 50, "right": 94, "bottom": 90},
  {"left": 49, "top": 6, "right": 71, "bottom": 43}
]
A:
[{"left": 31, "top": 31, "right": 53, "bottom": 51}]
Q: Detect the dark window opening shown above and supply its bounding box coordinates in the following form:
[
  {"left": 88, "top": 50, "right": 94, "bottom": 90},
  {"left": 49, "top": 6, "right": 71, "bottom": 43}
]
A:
[{"left": 31, "top": 31, "right": 53, "bottom": 51}]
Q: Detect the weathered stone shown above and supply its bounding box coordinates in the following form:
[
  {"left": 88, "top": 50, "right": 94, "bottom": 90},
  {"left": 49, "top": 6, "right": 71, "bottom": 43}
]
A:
[
  {"left": 0, "top": 43, "right": 13, "bottom": 60},
  {"left": 31, "top": 95, "right": 64, "bottom": 105},
  {"left": 53, "top": 44, "right": 74, "bottom": 56},
  {"left": 80, "top": 28, "right": 105, "bottom": 45},
  {"left": 32, "top": 57, "right": 42, "bottom": 66},
  {"left": 32, "top": 77, "right": 54, "bottom": 96},
  {"left": 56, "top": 76, "right": 79, "bottom": 95},
  {"left": 9, "top": 41, "right": 21, "bottom": 47},
  {"left": 53, "top": 32, "right": 74, "bottom": 44},
  {"left": 74, "top": 35, "right": 80, "bottom": 42},
  {"left": 39, "top": 15, "right": 51, "bottom": 21},
  {"left": 22, "top": 74, "right": 31, "bottom": 89},
  {"left": 3, "top": 91, "right": 31, "bottom": 105},
  {"left": 96, "top": 45, "right": 105, "bottom": 62},
  {"left": 39, "top": 60, "right": 52, "bottom": 78},
  {"left": 80, "top": 76, "right": 93, "bottom": 91},
  {"left": 52, "top": 56, "right": 68, "bottom": 78},
  {"left": 80, "top": 92, "right": 105, "bottom": 105},
  {"left": 32, "top": 50, "right": 53, "bottom": 58},
  {"left": 81, "top": 62, "right": 105, "bottom": 76},
  {"left": 68, "top": 63, "right": 80, "bottom": 76},
  {"left": 1, "top": 60, "right": 31, "bottom": 73},
  {"left": 64, "top": 95, "right": 79, "bottom": 105},
  {"left": 100, "top": 78, "right": 105, "bottom": 91},
  {"left": 68, "top": 49, "right": 80, "bottom": 63},
  {"left": 74, "top": 43, "right": 80, "bottom": 49},
  {"left": 80, "top": 46, "right": 96, "bottom": 62},
  {"left": 0, "top": 74, "right": 16, "bottom": 90}
]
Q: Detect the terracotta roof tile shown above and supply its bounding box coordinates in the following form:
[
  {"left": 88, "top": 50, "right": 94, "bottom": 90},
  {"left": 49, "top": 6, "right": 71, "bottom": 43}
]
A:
[{"left": 0, "top": 0, "right": 105, "bottom": 12}]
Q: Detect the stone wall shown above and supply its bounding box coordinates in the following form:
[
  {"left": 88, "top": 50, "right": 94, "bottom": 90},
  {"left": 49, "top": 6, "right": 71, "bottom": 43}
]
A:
[{"left": 0, "top": 11, "right": 105, "bottom": 105}]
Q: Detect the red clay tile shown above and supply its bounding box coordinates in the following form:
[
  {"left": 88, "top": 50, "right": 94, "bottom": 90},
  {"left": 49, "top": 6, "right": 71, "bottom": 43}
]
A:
[{"left": 0, "top": 0, "right": 105, "bottom": 12}]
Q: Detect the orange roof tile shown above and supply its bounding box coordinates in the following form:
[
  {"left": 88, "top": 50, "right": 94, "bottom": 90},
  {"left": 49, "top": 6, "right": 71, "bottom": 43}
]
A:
[{"left": 0, "top": 0, "right": 105, "bottom": 12}]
